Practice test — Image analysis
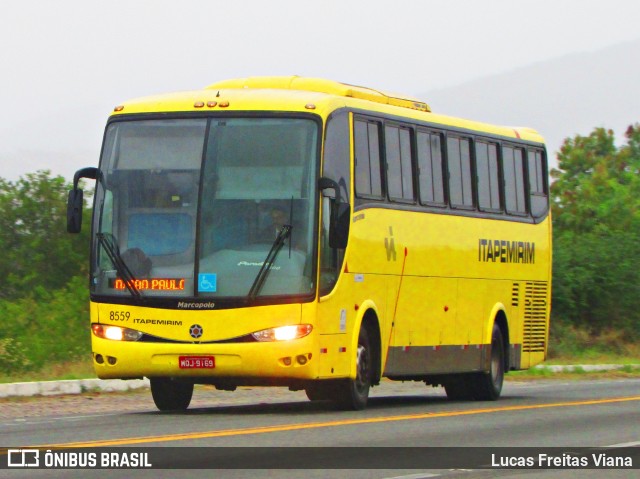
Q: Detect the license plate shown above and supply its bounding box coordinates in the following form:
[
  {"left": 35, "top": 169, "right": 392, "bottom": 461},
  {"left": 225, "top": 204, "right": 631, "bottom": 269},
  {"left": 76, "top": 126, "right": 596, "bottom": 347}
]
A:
[{"left": 178, "top": 356, "right": 215, "bottom": 369}]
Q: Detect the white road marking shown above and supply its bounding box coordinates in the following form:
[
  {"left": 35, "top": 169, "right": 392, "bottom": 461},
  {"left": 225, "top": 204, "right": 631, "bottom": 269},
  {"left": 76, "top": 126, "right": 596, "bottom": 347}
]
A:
[
  {"left": 55, "top": 414, "right": 116, "bottom": 421},
  {"left": 0, "top": 413, "right": 117, "bottom": 428},
  {"left": 606, "top": 441, "right": 640, "bottom": 448},
  {"left": 381, "top": 473, "right": 440, "bottom": 479}
]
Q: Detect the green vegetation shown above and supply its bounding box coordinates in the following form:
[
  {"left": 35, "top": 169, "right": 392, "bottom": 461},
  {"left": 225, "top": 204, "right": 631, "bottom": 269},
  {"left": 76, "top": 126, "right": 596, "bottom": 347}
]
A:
[
  {"left": 508, "top": 367, "right": 640, "bottom": 380},
  {"left": 547, "top": 322, "right": 640, "bottom": 361},
  {"left": 0, "top": 276, "right": 90, "bottom": 374},
  {"left": 0, "top": 125, "right": 639, "bottom": 382},
  {"left": 0, "top": 172, "right": 91, "bottom": 299},
  {"left": 0, "top": 172, "right": 92, "bottom": 376},
  {"left": 0, "top": 359, "right": 95, "bottom": 384},
  {"left": 551, "top": 124, "right": 640, "bottom": 341}
]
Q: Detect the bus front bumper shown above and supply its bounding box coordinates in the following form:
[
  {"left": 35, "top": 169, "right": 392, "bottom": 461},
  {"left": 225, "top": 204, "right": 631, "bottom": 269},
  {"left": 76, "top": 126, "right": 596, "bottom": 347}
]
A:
[{"left": 91, "top": 334, "right": 319, "bottom": 383}]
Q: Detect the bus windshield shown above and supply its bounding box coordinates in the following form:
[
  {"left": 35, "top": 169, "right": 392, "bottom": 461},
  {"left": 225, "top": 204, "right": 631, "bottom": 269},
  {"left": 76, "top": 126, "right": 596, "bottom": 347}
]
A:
[{"left": 92, "top": 117, "right": 319, "bottom": 302}]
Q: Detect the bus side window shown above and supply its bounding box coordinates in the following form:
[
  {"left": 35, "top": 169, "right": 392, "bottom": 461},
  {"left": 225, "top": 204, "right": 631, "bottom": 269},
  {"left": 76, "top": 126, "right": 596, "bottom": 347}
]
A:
[
  {"left": 354, "top": 119, "right": 383, "bottom": 199},
  {"left": 528, "top": 149, "right": 548, "bottom": 218},
  {"left": 476, "top": 141, "right": 501, "bottom": 212},
  {"left": 447, "top": 136, "right": 474, "bottom": 208},
  {"left": 417, "top": 130, "right": 445, "bottom": 206},
  {"left": 503, "top": 145, "right": 527, "bottom": 215},
  {"left": 319, "top": 111, "right": 351, "bottom": 296},
  {"left": 385, "top": 124, "right": 414, "bottom": 202}
]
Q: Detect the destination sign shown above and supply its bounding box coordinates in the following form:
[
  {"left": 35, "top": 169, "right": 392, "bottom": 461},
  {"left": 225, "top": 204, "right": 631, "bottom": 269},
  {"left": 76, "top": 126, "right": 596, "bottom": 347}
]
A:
[{"left": 109, "top": 278, "right": 186, "bottom": 291}]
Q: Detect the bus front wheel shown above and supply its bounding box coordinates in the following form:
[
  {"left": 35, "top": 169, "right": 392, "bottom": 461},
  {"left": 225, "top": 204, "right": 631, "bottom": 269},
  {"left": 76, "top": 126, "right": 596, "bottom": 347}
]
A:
[
  {"left": 334, "top": 326, "right": 372, "bottom": 410},
  {"left": 150, "top": 378, "right": 194, "bottom": 411},
  {"left": 305, "top": 382, "right": 334, "bottom": 401}
]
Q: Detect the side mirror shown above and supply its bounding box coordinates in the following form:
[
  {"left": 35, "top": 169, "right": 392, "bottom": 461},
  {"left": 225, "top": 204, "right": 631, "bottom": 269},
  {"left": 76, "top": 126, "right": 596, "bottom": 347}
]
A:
[
  {"left": 318, "top": 177, "right": 349, "bottom": 249},
  {"left": 67, "top": 167, "right": 98, "bottom": 234},
  {"left": 330, "top": 202, "right": 350, "bottom": 249},
  {"left": 67, "top": 189, "right": 84, "bottom": 233}
]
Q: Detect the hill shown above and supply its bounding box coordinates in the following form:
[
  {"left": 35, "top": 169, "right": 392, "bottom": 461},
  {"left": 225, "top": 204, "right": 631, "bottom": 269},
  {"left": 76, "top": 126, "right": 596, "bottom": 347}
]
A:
[{"left": 421, "top": 39, "right": 640, "bottom": 163}]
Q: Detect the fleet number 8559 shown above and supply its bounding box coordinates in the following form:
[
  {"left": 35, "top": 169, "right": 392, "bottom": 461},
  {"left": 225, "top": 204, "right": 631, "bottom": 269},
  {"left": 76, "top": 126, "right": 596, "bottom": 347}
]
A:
[{"left": 109, "top": 311, "right": 131, "bottom": 321}]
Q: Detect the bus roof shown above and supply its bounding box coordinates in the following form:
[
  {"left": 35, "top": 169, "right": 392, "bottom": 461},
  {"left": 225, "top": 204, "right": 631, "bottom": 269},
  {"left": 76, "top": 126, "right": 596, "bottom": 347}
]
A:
[
  {"left": 111, "top": 76, "right": 544, "bottom": 144},
  {"left": 206, "top": 76, "right": 431, "bottom": 113}
]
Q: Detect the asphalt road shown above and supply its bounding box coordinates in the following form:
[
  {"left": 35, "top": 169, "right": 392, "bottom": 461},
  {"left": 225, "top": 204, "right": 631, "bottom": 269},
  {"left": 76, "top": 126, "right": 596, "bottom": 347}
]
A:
[{"left": 1, "top": 378, "right": 639, "bottom": 479}]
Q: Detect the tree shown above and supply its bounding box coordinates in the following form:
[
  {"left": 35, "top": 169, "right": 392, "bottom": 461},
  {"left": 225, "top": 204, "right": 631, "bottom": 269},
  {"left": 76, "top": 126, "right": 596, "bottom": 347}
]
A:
[
  {"left": 551, "top": 125, "right": 640, "bottom": 233},
  {"left": 550, "top": 125, "right": 640, "bottom": 338},
  {"left": 0, "top": 171, "right": 92, "bottom": 299}
]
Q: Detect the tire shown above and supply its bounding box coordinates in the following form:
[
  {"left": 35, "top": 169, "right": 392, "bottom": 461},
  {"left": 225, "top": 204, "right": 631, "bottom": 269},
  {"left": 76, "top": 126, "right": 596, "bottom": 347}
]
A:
[
  {"left": 470, "top": 323, "right": 505, "bottom": 401},
  {"left": 150, "top": 378, "right": 194, "bottom": 411},
  {"left": 334, "top": 326, "right": 373, "bottom": 410},
  {"left": 305, "top": 382, "right": 335, "bottom": 402},
  {"left": 444, "top": 375, "right": 474, "bottom": 401}
]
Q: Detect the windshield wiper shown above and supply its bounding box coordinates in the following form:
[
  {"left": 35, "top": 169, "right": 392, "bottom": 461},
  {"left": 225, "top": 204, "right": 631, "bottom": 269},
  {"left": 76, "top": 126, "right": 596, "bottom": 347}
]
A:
[
  {"left": 247, "top": 224, "right": 292, "bottom": 300},
  {"left": 97, "top": 233, "right": 142, "bottom": 301}
]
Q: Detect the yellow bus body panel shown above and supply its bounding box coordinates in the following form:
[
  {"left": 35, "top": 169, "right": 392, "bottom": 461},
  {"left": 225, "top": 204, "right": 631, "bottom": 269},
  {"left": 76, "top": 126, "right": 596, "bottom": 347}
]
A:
[{"left": 91, "top": 302, "right": 321, "bottom": 381}]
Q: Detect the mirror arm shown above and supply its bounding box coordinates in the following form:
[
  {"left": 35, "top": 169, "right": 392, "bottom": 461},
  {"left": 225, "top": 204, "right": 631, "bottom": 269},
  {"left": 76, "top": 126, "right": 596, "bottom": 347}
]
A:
[
  {"left": 318, "top": 176, "right": 341, "bottom": 203},
  {"left": 73, "top": 167, "right": 99, "bottom": 191}
]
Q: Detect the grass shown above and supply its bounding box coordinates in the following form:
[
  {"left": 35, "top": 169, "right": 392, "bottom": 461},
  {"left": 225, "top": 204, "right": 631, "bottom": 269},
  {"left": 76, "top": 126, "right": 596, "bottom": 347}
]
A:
[
  {"left": 547, "top": 324, "right": 640, "bottom": 362},
  {"left": 0, "top": 359, "right": 96, "bottom": 384},
  {"left": 507, "top": 332, "right": 640, "bottom": 380},
  {"left": 546, "top": 347, "right": 640, "bottom": 366},
  {"left": 508, "top": 364, "right": 640, "bottom": 380}
]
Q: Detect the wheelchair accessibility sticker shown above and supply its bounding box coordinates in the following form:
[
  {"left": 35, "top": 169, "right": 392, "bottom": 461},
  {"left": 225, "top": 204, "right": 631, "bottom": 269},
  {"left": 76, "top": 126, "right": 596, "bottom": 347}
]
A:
[{"left": 198, "top": 274, "right": 217, "bottom": 293}]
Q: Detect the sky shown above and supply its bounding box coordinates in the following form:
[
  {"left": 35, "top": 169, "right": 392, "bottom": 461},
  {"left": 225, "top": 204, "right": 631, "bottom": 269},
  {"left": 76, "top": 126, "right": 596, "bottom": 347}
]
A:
[{"left": 1, "top": 0, "right": 639, "bottom": 181}]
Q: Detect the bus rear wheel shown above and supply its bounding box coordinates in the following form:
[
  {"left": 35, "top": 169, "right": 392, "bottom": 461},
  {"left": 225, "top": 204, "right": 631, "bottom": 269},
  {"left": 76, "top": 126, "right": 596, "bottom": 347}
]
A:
[
  {"left": 150, "top": 378, "right": 194, "bottom": 411},
  {"left": 443, "top": 375, "right": 474, "bottom": 400},
  {"left": 334, "top": 326, "right": 372, "bottom": 410},
  {"left": 470, "top": 323, "right": 505, "bottom": 401}
]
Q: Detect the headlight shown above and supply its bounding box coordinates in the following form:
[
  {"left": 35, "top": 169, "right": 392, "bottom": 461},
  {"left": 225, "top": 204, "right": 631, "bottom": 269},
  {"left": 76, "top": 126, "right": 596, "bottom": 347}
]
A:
[
  {"left": 251, "top": 324, "right": 313, "bottom": 342},
  {"left": 92, "top": 323, "right": 143, "bottom": 341}
]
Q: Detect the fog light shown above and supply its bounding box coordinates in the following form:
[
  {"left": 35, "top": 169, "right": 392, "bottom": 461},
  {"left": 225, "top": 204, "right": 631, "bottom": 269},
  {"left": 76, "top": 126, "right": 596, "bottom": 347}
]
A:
[
  {"left": 95, "top": 354, "right": 104, "bottom": 364},
  {"left": 107, "top": 356, "right": 117, "bottom": 365},
  {"left": 297, "top": 355, "right": 308, "bottom": 365},
  {"left": 282, "top": 357, "right": 292, "bottom": 366}
]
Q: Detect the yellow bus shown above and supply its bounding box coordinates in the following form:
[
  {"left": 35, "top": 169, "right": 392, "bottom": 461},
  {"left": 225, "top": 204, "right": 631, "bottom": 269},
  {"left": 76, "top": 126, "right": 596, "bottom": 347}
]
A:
[{"left": 68, "top": 76, "right": 551, "bottom": 411}]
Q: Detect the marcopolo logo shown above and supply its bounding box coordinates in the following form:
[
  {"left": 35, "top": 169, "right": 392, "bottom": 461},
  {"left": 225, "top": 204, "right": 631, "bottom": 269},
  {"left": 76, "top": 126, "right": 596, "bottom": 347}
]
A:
[{"left": 8, "top": 449, "right": 39, "bottom": 468}]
